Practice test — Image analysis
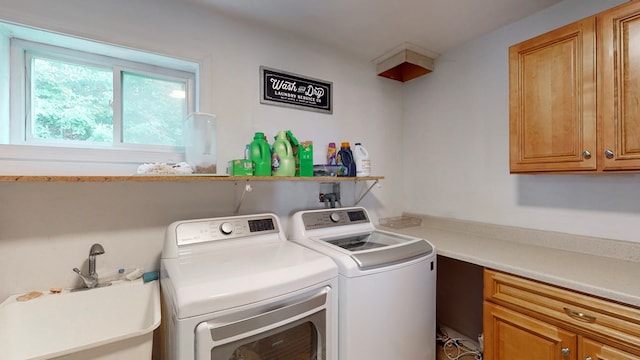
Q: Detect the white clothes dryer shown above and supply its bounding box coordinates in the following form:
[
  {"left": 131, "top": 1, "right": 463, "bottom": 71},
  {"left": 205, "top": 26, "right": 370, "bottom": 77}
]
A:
[
  {"left": 161, "top": 213, "right": 338, "bottom": 360},
  {"left": 288, "top": 207, "right": 437, "bottom": 360}
]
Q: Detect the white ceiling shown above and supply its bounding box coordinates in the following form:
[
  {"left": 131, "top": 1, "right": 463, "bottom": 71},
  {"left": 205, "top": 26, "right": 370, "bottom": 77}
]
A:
[{"left": 185, "top": 0, "right": 563, "bottom": 61}]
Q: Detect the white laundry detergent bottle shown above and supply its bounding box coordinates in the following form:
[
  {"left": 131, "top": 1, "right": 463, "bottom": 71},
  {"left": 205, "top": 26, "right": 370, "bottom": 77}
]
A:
[{"left": 353, "top": 142, "right": 371, "bottom": 176}]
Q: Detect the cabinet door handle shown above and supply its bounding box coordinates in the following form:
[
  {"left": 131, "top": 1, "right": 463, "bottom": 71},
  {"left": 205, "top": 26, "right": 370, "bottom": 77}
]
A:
[
  {"left": 604, "top": 149, "right": 615, "bottom": 159},
  {"left": 585, "top": 357, "right": 593, "bottom": 360},
  {"left": 561, "top": 347, "right": 570, "bottom": 357},
  {"left": 563, "top": 307, "right": 596, "bottom": 322},
  {"left": 582, "top": 150, "right": 591, "bottom": 159}
]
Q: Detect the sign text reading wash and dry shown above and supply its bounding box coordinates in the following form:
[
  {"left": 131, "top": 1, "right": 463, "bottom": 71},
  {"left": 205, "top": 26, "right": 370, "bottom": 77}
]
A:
[{"left": 260, "top": 66, "right": 333, "bottom": 114}]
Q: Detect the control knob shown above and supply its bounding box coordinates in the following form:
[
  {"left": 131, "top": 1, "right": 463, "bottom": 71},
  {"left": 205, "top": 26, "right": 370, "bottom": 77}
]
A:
[
  {"left": 330, "top": 212, "right": 341, "bottom": 223},
  {"left": 219, "top": 222, "right": 234, "bottom": 235}
]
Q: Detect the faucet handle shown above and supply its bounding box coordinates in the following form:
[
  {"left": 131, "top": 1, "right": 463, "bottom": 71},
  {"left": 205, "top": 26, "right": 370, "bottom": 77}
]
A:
[{"left": 73, "top": 268, "right": 98, "bottom": 288}]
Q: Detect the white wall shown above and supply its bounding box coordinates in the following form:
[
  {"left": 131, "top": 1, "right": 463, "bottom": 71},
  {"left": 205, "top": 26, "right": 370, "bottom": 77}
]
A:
[
  {"left": 0, "top": 0, "right": 403, "bottom": 299},
  {"left": 2, "top": 0, "right": 638, "bottom": 301},
  {"left": 402, "top": 0, "right": 640, "bottom": 243}
]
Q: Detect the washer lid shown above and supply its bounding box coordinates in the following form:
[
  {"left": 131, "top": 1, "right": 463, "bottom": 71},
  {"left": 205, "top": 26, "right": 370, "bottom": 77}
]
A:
[
  {"left": 162, "top": 239, "right": 338, "bottom": 319},
  {"left": 322, "top": 230, "right": 415, "bottom": 250},
  {"left": 319, "top": 230, "right": 434, "bottom": 270}
]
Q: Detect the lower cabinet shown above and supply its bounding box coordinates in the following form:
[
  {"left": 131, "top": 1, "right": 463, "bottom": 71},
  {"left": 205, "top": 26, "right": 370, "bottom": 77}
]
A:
[
  {"left": 484, "top": 302, "right": 576, "bottom": 359},
  {"left": 483, "top": 269, "right": 640, "bottom": 360},
  {"left": 581, "top": 337, "right": 640, "bottom": 360}
]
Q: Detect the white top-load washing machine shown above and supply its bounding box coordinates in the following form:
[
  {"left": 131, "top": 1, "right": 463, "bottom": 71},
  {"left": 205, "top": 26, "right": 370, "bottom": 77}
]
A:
[
  {"left": 161, "top": 213, "right": 338, "bottom": 360},
  {"left": 288, "top": 207, "right": 437, "bottom": 360}
]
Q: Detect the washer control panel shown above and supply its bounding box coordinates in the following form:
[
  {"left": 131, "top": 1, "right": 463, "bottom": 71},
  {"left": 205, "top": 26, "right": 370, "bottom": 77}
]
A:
[
  {"left": 302, "top": 208, "right": 370, "bottom": 230},
  {"left": 174, "top": 214, "right": 279, "bottom": 246}
]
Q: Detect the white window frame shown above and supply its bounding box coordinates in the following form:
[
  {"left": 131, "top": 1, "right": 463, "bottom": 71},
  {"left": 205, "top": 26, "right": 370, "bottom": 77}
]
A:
[{"left": 0, "top": 20, "right": 202, "bottom": 174}]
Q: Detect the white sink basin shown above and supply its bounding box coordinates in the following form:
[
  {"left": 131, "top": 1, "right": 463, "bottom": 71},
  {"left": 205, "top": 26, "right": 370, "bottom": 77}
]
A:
[{"left": 0, "top": 279, "right": 160, "bottom": 360}]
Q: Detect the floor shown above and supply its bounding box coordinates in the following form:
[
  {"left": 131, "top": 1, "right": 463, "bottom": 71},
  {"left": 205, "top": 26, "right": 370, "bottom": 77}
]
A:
[
  {"left": 436, "top": 325, "right": 482, "bottom": 360},
  {"left": 437, "top": 342, "right": 481, "bottom": 360}
]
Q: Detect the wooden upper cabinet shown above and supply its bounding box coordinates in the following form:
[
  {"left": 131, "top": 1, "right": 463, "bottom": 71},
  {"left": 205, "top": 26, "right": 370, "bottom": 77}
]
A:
[
  {"left": 509, "top": 1, "right": 640, "bottom": 174},
  {"left": 598, "top": 1, "right": 640, "bottom": 171},
  {"left": 509, "top": 18, "right": 597, "bottom": 173}
]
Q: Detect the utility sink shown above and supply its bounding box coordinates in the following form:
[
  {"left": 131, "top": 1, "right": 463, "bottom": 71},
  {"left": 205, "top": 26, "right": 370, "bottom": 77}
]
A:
[{"left": 0, "top": 279, "right": 160, "bottom": 360}]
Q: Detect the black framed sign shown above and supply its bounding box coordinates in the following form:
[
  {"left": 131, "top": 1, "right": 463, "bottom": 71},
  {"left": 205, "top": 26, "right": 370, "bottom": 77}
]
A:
[{"left": 260, "top": 66, "right": 333, "bottom": 114}]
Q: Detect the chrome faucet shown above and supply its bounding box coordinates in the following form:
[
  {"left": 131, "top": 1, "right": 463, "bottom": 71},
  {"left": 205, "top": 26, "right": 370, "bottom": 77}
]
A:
[{"left": 73, "top": 243, "right": 105, "bottom": 289}]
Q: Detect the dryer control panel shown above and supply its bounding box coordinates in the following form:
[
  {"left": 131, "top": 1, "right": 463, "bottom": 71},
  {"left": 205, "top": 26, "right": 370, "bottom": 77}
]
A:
[
  {"left": 172, "top": 214, "right": 280, "bottom": 247},
  {"left": 302, "top": 208, "right": 370, "bottom": 230}
]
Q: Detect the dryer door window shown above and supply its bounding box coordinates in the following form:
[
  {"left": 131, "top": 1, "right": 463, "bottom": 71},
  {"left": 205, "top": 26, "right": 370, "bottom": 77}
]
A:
[
  {"left": 195, "top": 287, "right": 329, "bottom": 360},
  {"left": 226, "top": 321, "right": 318, "bottom": 360}
]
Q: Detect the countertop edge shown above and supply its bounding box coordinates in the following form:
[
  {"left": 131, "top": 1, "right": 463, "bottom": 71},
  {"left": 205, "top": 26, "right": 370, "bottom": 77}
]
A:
[
  {"left": 402, "top": 212, "right": 640, "bottom": 262},
  {"left": 379, "top": 217, "right": 640, "bottom": 308},
  {"left": 436, "top": 247, "right": 640, "bottom": 307}
]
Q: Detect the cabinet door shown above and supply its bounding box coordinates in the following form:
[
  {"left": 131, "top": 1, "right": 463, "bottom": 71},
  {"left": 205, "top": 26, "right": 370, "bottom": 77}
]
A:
[
  {"left": 509, "top": 18, "right": 596, "bottom": 173},
  {"left": 580, "top": 337, "right": 640, "bottom": 360},
  {"left": 599, "top": 1, "right": 640, "bottom": 170},
  {"left": 484, "top": 301, "right": 577, "bottom": 360}
]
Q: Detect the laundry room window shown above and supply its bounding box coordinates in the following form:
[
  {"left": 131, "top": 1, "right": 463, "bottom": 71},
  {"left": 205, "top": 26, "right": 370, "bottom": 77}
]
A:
[
  {"left": 15, "top": 38, "right": 195, "bottom": 150},
  {"left": 0, "top": 20, "right": 200, "bottom": 173}
]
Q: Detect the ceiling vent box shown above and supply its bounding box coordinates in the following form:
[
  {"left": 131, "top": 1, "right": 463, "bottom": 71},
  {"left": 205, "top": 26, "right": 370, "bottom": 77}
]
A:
[{"left": 374, "top": 45, "right": 436, "bottom": 82}]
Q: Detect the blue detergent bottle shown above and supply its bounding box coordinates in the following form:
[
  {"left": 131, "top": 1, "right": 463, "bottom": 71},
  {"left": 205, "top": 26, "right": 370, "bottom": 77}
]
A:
[{"left": 337, "top": 142, "right": 356, "bottom": 177}]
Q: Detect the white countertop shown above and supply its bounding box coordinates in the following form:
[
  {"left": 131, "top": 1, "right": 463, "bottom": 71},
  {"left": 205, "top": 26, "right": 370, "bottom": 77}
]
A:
[{"left": 379, "top": 215, "right": 640, "bottom": 307}]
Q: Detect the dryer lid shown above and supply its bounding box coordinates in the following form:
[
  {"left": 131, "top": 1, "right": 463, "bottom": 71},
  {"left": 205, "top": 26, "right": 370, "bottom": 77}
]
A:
[{"left": 162, "top": 240, "right": 337, "bottom": 318}]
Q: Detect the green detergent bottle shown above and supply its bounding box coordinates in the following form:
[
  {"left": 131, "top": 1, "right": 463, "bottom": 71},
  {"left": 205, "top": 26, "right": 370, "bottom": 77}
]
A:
[
  {"left": 271, "top": 131, "right": 295, "bottom": 176},
  {"left": 250, "top": 132, "right": 271, "bottom": 176}
]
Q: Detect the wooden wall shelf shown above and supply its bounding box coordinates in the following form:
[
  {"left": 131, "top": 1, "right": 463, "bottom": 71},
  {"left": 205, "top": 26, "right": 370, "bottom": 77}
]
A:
[{"left": 0, "top": 175, "right": 384, "bottom": 183}]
